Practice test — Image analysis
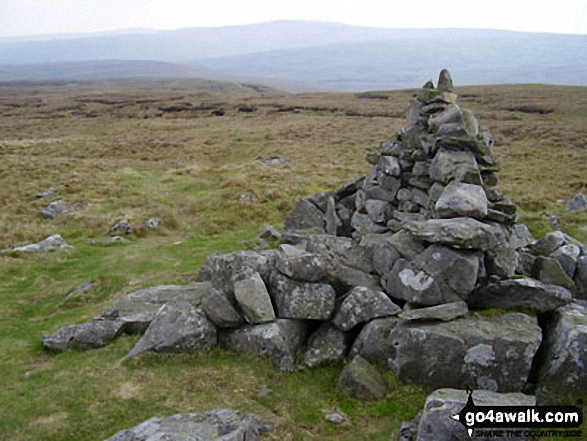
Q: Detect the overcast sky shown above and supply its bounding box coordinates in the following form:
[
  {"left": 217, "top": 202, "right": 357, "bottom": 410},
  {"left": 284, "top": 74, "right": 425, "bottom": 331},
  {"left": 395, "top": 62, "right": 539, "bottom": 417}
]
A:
[{"left": 1, "top": 0, "right": 586, "bottom": 38}]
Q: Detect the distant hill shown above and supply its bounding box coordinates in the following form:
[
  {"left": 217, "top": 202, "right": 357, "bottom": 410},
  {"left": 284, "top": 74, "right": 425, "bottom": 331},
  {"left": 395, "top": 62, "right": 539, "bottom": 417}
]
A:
[{"left": 0, "top": 21, "right": 585, "bottom": 91}]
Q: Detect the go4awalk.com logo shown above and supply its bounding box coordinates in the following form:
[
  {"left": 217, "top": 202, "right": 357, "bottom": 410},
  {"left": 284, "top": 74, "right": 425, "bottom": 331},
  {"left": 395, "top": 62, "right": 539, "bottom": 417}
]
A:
[{"left": 451, "top": 389, "right": 584, "bottom": 438}]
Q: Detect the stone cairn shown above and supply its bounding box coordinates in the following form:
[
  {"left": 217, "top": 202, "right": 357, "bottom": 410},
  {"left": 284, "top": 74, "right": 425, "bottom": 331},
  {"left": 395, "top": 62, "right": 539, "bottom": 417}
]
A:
[{"left": 44, "top": 71, "right": 587, "bottom": 440}]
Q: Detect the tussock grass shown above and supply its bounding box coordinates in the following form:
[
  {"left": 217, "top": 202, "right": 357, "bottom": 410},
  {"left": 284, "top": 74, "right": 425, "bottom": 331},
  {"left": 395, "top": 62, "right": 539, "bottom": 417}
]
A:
[{"left": 0, "top": 80, "right": 586, "bottom": 440}]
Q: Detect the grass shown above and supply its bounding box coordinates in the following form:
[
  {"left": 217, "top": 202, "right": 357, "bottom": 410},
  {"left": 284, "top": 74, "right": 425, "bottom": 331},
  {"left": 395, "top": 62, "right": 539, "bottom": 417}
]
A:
[{"left": 0, "top": 80, "right": 586, "bottom": 440}]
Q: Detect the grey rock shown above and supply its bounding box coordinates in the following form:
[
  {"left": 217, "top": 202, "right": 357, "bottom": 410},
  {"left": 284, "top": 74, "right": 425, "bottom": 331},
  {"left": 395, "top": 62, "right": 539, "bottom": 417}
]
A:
[
  {"left": 575, "top": 256, "right": 587, "bottom": 299},
  {"left": 485, "top": 244, "right": 518, "bottom": 278},
  {"left": 39, "top": 200, "right": 80, "bottom": 219},
  {"left": 105, "top": 409, "right": 262, "bottom": 441},
  {"left": 510, "top": 224, "right": 535, "bottom": 249},
  {"left": 566, "top": 193, "right": 587, "bottom": 211},
  {"left": 429, "top": 149, "right": 481, "bottom": 185},
  {"left": 437, "top": 69, "right": 454, "bottom": 92},
  {"left": 332, "top": 286, "right": 401, "bottom": 331},
  {"left": 349, "top": 317, "right": 400, "bottom": 365},
  {"left": 337, "top": 355, "right": 389, "bottom": 401},
  {"left": 435, "top": 181, "right": 488, "bottom": 219},
  {"left": 142, "top": 217, "right": 160, "bottom": 230},
  {"left": 201, "top": 288, "right": 244, "bottom": 328},
  {"left": 325, "top": 412, "right": 346, "bottom": 425},
  {"left": 36, "top": 185, "right": 63, "bottom": 199},
  {"left": 219, "top": 319, "right": 307, "bottom": 371},
  {"left": 416, "top": 389, "right": 535, "bottom": 441},
  {"left": 304, "top": 323, "right": 348, "bottom": 368},
  {"left": 123, "top": 302, "right": 217, "bottom": 361},
  {"left": 210, "top": 251, "right": 274, "bottom": 297},
  {"left": 325, "top": 195, "right": 342, "bottom": 235},
  {"left": 534, "top": 256, "right": 576, "bottom": 292},
  {"left": 109, "top": 219, "right": 132, "bottom": 236},
  {"left": 334, "top": 176, "right": 365, "bottom": 201},
  {"left": 12, "top": 234, "right": 72, "bottom": 252},
  {"left": 469, "top": 278, "right": 573, "bottom": 314},
  {"left": 384, "top": 230, "right": 426, "bottom": 260},
  {"left": 365, "top": 199, "right": 393, "bottom": 224},
  {"left": 326, "top": 263, "right": 382, "bottom": 291},
  {"left": 256, "top": 155, "right": 285, "bottom": 165},
  {"left": 257, "top": 225, "right": 281, "bottom": 241},
  {"left": 274, "top": 244, "right": 325, "bottom": 282},
  {"left": 387, "top": 313, "right": 541, "bottom": 392},
  {"left": 98, "top": 283, "right": 210, "bottom": 333},
  {"left": 233, "top": 270, "right": 275, "bottom": 324},
  {"left": 537, "top": 303, "right": 587, "bottom": 404},
  {"left": 403, "top": 218, "right": 504, "bottom": 251},
  {"left": 269, "top": 271, "right": 335, "bottom": 320},
  {"left": 304, "top": 234, "right": 373, "bottom": 274},
  {"left": 240, "top": 192, "right": 255, "bottom": 201},
  {"left": 550, "top": 244, "right": 581, "bottom": 278},
  {"left": 63, "top": 280, "right": 94, "bottom": 301},
  {"left": 43, "top": 319, "right": 122, "bottom": 351},
  {"left": 399, "top": 301, "right": 468, "bottom": 322},
  {"left": 364, "top": 236, "right": 401, "bottom": 276},
  {"left": 364, "top": 183, "right": 398, "bottom": 202},
  {"left": 528, "top": 231, "right": 568, "bottom": 256},
  {"left": 379, "top": 155, "right": 401, "bottom": 177},
  {"left": 285, "top": 198, "right": 324, "bottom": 231},
  {"left": 198, "top": 251, "right": 222, "bottom": 282}
]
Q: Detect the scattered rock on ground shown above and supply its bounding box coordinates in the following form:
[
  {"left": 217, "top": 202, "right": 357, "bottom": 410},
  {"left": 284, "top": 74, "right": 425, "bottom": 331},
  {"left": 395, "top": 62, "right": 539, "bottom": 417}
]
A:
[
  {"left": 566, "top": 193, "right": 587, "bottom": 211},
  {"left": 39, "top": 200, "right": 85, "bottom": 219},
  {"left": 109, "top": 219, "right": 132, "bottom": 236},
  {"left": 12, "top": 234, "right": 72, "bottom": 252}
]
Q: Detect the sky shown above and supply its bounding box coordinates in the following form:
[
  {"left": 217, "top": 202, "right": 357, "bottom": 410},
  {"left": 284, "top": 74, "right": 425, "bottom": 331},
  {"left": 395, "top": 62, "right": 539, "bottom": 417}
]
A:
[{"left": 1, "top": 0, "right": 586, "bottom": 38}]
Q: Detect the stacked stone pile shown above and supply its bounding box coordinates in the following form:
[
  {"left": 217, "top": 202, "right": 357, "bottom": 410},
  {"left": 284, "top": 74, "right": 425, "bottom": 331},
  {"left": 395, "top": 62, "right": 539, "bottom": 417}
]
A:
[{"left": 43, "top": 72, "right": 587, "bottom": 429}]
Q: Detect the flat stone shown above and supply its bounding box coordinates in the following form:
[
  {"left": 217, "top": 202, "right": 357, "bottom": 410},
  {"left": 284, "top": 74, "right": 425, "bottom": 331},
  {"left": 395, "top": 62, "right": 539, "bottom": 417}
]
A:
[
  {"left": 123, "top": 302, "right": 217, "bottom": 361},
  {"left": 43, "top": 319, "right": 122, "bottom": 351},
  {"left": 435, "top": 181, "right": 488, "bottom": 219},
  {"left": 336, "top": 355, "right": 389, "bottom": 401},
  {"left": 332, "top": 286, "right": 401, "bottom": 331},
  {"left": 274, "top": 244, "right": 325, "bottom": 282},
  {"left": 469, "top": 278, "right": 573, "bottom": 314},
  {"left": 219, "top": 319, "right": 307, "bottom": 371},
  {"left": 399, "top": 301, "right": 468, "bottom": 322}
]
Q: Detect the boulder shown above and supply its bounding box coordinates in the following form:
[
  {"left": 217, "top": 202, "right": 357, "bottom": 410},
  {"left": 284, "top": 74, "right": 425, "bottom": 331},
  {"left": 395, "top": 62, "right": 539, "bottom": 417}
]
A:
[
  {"left": 109, "top": 219, "right": 132, "bottom": 236},
  {"left": 105, "top": 409, "right": 263, "bottom": 441},
  {"left": 534, "top": 256, "right": 576, "bottom": 292},
  {"left": 219, "top": 319, "right": 307, "bottom": 371},
  {"left": 437, "top": 69, "right": 454, "bottom": 92},
  {"left": 403, "top": 218, "right": 504, "bottom": 251},
  {"left": 469, "top": 278, "right": 573, "bottom": 314},
  {"left": 274, "top": 244, "right": 325, "bottom": 282},
  {"left": 269, "top": 271, "right": 335, "bottom": 320},
  {"left": 336, "top": 355, "right": 389, "bottom": 401},
  {"left": 123, "top": 302, "right": 216, "bottom": 361},
  {"left": 12, "top": 234, "right": 72, "bottom": 252},
  {"left": 550, "top": 244, "right": 581, "bottom": 278},
  {"left": 435, "top": 181, "right": 488, "bottom": 219},
  {"left": 43, "top": 319, "right": 122, "bottom": 351},
  {"left": 415, "top": 389, "right": 535, "bottom": 441},
  {"left": 399, "top": 301, "right": 468, "bottom": 322},
  {"left": 304, "top": 323, "right": 349, "bottom": 368},
  {"left": 387, "top": 313, "right": 542, "bottom": 392},
  {"left": 331, "top": 286, "right": 401, "bottom": 331},
  {"left": 536, "top": 302, "right": 587, "bottom": 404},
  {"left": 528, "top": 231, "right": 568, "bottom": 256},
  {"left": 566, "top": 193, "right": 587, "bottom": 211},
  {"left": 201, "top": 288, "right": 244, "bottom": 328},
  {"left": 233, "top": 269, "right": 275, "bottom": 324},
  {"left": 349, "top": 317, "right": 400, "bottom": 365},
  {"left": 285, "top": 198, "right": 324, "bottom": 231}
]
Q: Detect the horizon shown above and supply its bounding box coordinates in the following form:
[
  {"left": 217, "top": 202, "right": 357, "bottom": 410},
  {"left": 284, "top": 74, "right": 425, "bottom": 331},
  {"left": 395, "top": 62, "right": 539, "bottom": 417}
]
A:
[{"left": 1, "top": 0, "right": 586, "bottom": 38}]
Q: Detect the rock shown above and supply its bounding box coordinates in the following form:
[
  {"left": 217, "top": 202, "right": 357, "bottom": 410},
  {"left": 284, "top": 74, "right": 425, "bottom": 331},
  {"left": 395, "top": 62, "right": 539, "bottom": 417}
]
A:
[
  {"left": 469, "top": 278, "right": 573, "bottom": 314},
  {"left": 274, "top": 244, "right": 325, "bottom": 282},
  {"left": 416, "top": 389, "right": 535, "bottom": 441},
  {"left": 325, "top": 195, "right": 341, "bottom": 235},
  {"left": 269, "top": 271, "right": 335, "bottom": 320},
  {"left": 385, "top": 246, "right": 480, "bottom": 306},
  {"left": 257, "top": 387, "right": 273, "bottom": 398},
  {"left": 566, "top": 193, "right": 587, "bottom": 211},
  {"left": 332, "top": 286, "right": 401, "bottom": 331},
  {"left": 12, "top": 234, "right": 72, "bottom": 252},
  {"left": 98, "top": 283, "right": 210, "bottom": 334},
  {"left": 402, "top": 218, "right": 503, "bottom": 251},
  {"left": 63, "top": 280, "right": 94, "bottom": 301},
  {"left": 485, "top": 244, "right": 518, "bottom": 278},
  {"left": 367, "top": 236, "right": 401, "bottom": 276},
  {"left": 210, "top": 251, "right": 274, "bottom": 297},
  {"left": 285, "top": 198, "right": 325, "bottom": 232},
  {"left": 336, "top": 355, "right": 389, "bottom": 401},
  {"left": 434, "top": 181, "right": 488, "bottom": 219},
  {"left": 365, "top": 199, "right": 394, "bottom": 224},
  {"left": 534, "top": 256, "right": 576, "bottom": 292},
  {"left": 325, "top": 412, "right": 346, "bottom": 425},
  {"left": 399, "top": 301, "right": 468, "bottom": 322},
  {"left": 219, "top": 319, "right": 307, "bottom": 371},
  {"left": 349, "top": 317, "right": 400, "bottom": 365},
  {"left": 257, "top": 225, "right": 281, "bottom": 241},
  {"left": 387, "top": 313, "right": 541, "bottom": 392},
  {"left": 240, "top": 193, "right": 255, "bottom": 202},
  {"left": 550, "top": 244, "right": 581, "bottom": 278},
  {"left": 123, "top": 302, "right": 216, "bottom": 361},
  {"left": 109, "top": 219, "right": 132, "bottom": 236},
  {"left": 379, "top": 155, "right": 401, "bottom": 177},
  {"left": 104, "top": 409, "right": 263, "bottom": 441},
  {"left": 437, "top": 69, "right": 454, "bottom": 92},
  {"left": 36, "top": 185, "right": 63, "bottom": 199},
  {"left": 233, "top": 270, "right": 275, "bottom": 324},
  {"left": 384, "top": 230, "right": 426, "bottom": 260},
  {"left": 256, "top": 155, "right": 286, "bottom": 165},
  {"left": 198, "top": 251, "right": 222, "bottom": 282},
  {"left": 43, "top": 319, "right": 122, "bottom": 351},
  {"left": 528, "top": 231, "right": 568, "bottom": 256},
  {"left": 575, "top": 256, "right": 587, "bottom": 299},
  {"left": 429, "top": 149, "right": 481, "bottom": 185},
  {"left": 201, "top": 288, "right": 244, "bottom": 328},
  {"left": 510, "top": 224, "right": 536, "bottom": 249},
  {"left": 39, "top": 200, "right": 80, "bottom": 219},
  {"left": 142, "top": 217, "right": 160, "bottom": 230},
  {"left": 304, "top": 323, "right": 348, "bottom": 368},
  {"left": 536, "top": 303, "right": 587, "bottom": 404}
]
